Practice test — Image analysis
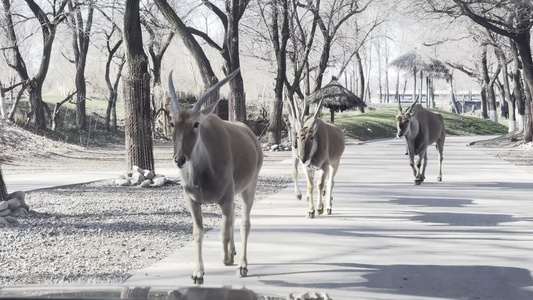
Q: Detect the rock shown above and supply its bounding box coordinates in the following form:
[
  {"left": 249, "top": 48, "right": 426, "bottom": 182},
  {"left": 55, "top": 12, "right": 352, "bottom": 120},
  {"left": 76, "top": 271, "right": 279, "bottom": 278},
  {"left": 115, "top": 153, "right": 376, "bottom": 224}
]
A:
[
  {"left": 18, "top": 198, "right": 30, "bottom": 210},
  {"left": 271, "top": 144, "right": 279, "bottom": 151},
  {"left": 4, "top": 216, "right": 18, "bottom": 224},
  {"left": 152, "top": 177, "right": 167, "bottom": 187},
  {"left": 0, "top": 217, "right": 8, "bottom": 226},
  {"left": 131, "top": 173, "right": 145, "bottom": 185},
  {"left": 0, "top": 201, "right": 8, "bottom": 211},
  {"left": 0, "top": 209, "right": 10, "bottom": 217},
  {"left": 12, "top": 207, "right": 28, "bottom": 217},
  {"left": 118, "top": 174, "right": 127, "bottom": 180},
  {"left": 8, "top": 190, "right": 25, "bottom": 202},
  {"left": 284, "top": 147, "right": 291, "bottom": 151},
  {"left": 115, "top": 179, "right": 131, "bottom": 186},
  {"left": 6, "top": 198, "right": 22, "bottom": 210},
  {"left": 132, "top": 166, "right": 144, "bottom": 174},
  {"left": 143, "top": 170, "right": 155, "bottom": 180},
  {"left": 140, "top": 180, "right": 152, "bottom": 188}
]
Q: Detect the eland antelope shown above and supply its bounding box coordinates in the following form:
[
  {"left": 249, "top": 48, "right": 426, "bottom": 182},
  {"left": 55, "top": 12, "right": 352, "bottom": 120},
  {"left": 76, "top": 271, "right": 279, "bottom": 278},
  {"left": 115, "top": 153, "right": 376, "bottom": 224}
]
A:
[
  {"left": 168, "top": 69, "right": 263, "bottom": 284},
  {"left": 286, "top": 99, "right": 305, "bottom": 201},
  {"left": 396, "top": 102, "right": 445, "bottom": 185},
  {"left": 290, "top": 98, "right": 345, "bottom": 218}
]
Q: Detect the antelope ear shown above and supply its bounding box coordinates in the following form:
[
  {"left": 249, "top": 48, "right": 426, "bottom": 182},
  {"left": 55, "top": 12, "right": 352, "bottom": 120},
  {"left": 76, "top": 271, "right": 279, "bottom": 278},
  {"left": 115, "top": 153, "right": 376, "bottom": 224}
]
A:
[{"left": 199, "top": 100, "right": 220, "bottom": 122}]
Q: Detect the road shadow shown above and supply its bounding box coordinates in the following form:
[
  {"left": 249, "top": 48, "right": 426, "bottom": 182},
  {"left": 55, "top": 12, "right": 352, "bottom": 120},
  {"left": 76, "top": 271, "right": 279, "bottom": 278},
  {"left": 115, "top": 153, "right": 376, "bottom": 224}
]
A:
[
  {"left": 257, "top": 262, "right": 533, "bottom": 299},
  {"left": 390, "top": 197, "right": 474, "bottom": 207},
  {"left": 410, "top": 212, "right": 531, "bottom": 226}
]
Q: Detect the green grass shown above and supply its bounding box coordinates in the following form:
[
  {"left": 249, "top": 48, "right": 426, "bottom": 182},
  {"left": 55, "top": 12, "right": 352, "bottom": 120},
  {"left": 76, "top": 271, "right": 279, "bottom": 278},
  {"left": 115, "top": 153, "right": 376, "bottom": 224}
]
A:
[{"left": 335, "top": 107, "right": 508, "bottom": 141}]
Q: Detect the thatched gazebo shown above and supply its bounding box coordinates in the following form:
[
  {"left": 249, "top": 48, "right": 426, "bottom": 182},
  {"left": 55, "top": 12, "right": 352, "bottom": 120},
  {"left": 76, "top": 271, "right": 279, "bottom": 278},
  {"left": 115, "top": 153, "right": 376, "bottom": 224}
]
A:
[
  {"left": 389, "top": 50, "right": 452, "bottom": 110},
  {"left": 307, "top": 77, "right": 366, "bottom": 123}
]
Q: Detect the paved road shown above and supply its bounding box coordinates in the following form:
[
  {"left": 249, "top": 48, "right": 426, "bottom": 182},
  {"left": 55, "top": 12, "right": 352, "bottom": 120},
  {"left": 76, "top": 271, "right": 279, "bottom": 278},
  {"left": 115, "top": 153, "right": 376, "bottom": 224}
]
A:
[{"left": 122, "top": 136, "right": 533, "bottom": 299}]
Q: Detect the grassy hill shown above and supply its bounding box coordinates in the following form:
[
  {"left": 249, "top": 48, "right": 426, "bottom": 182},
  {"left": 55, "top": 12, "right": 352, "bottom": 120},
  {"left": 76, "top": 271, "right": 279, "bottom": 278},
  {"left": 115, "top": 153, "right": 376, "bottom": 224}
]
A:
[{"left": 335, "top": 107, "right": 508, "bottom": 141}]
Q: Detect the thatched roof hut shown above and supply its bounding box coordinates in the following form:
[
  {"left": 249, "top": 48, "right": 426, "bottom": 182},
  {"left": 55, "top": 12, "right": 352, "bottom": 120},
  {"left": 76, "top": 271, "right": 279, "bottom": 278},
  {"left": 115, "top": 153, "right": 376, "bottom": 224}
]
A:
[
  {"left": 389, "top": 50, "right": 450, "bottom": 78},
  {"left": 389, "top": 50, "right": 451, "bottom": 110},
  {"left": 307, "top": 77, "right": 366, "bottom": 123}
]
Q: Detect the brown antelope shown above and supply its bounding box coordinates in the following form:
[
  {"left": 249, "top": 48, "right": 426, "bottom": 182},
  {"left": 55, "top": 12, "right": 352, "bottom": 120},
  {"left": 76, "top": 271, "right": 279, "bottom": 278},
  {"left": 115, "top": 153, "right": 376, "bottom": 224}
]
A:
[
  {"left": 168, "top": 69, "right": 263, "bottom": 284},
  {"left": 396, "top": 102, "right": 445, "bottom": 185},
  {"left": 290, "top": 98, "right": 345, "bottom": 218}
]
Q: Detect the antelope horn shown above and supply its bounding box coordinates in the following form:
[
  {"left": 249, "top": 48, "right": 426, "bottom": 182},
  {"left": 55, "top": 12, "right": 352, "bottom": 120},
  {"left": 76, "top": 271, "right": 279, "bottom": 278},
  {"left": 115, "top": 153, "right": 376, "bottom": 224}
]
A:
[
  {"left": 406, "top": 95, "right": 419, "bottom": 114},
  {"left": 193, "top": 68, "right": 241, "bottom": 111},
  {"left": 314, "top": 96, "right": 325, "bottom": 118},
  {"left": 168, "top": 70, "right": 180, "bottom": 113},
  {"left": 310, "top": 96, "right": 325, "bottom": 128}
]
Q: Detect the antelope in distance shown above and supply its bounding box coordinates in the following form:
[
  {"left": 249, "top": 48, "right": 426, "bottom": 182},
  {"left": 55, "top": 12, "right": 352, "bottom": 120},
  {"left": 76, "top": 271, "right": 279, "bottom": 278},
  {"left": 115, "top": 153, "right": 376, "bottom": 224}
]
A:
[
  {"left": 288, "top": 98, "right": 345, "bottom": 218},
  {"left": 286, "top": 99, "right": 305, "bottom": 201},
  {"left": 168, "top": 69, "right": 263, "bottom": 284},
  {"left": 396, "top": 102, "right": 445, "bottom": 185}
]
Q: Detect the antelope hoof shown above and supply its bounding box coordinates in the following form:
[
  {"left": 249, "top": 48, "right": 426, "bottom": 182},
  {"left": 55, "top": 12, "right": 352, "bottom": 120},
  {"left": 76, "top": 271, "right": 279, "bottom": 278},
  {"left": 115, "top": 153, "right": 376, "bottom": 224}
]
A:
[
  {"left": 316, "top": 207, "right": 324, "bottom": 215},
  {"left": 438, "top": 177, "right": 442, "bottom": 182},
  {"left": 297, "top": 193, "right": 302, "bottom": 201},
  {"left": 191, "top": 275, "right": 204, "bottom": 284},
  {"left": 327, "top": 209, "right": 332, "bottom": 215},
  {"left": 307, "top": 211, "right": 315, "bottom": 218},
  {"left": 414, "top": 179, "right": 421, "bottom": 185},
  {"left": 224, "top": 257, "right": 234, "bottom": 266},
  {"left": 237, "top": 267, "right": 248, "bottom": 277}
]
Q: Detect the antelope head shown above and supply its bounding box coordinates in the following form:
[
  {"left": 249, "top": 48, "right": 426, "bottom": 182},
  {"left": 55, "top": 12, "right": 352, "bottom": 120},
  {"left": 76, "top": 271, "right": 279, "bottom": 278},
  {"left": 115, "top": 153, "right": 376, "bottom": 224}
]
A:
[
  {"left": 286, "top": 97, "right": 303, "bottom": 150},
  {"left": 168, "top": 69, "right": 240, "bottom": 168},
  {"left": 297, "top": 97, "right": 324, "bottom": 165},
  {"left": 396, "top": 101, "right": 418, "bottom": 138}
]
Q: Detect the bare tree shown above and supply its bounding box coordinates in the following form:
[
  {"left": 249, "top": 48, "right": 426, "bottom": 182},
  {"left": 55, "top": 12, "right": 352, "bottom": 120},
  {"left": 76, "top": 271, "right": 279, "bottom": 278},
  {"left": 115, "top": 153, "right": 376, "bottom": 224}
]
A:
[
  {"left": 1, "top": 0, "right": 69, "bottom": 130},
  {"left": 260, "top": 0, "right": 290, "bottom": 144},
  {"left": 123, "top": 0, "right": 154, "bottom": 172},
  {"left": 65, "top": 0, "right": 94, "bottom": 130},
  {"left": 95, "top": 5, "right": 125, "bottom": 132},
  {"left": 154, "top": 0, "right": 249, "bottom": 122},
  {"left": 425, "top": 0, "right": 533, "bottom": 140}
]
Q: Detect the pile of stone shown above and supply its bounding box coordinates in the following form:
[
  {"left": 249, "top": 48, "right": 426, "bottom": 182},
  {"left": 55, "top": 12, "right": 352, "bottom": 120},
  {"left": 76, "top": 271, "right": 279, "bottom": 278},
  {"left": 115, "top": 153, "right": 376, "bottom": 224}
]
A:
[
  {"left": 0, "top": 191, "right": 29, "bottom": 226},
  {"left": 114, "top": 166, "right": 170, "bottom": 188},
  {"left": 263, "top": 141, "right": 292, "bottom": 152}
]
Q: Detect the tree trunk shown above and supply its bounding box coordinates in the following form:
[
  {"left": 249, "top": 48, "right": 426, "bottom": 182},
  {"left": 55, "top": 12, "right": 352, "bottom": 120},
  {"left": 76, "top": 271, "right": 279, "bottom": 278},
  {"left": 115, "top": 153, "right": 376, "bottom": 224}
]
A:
[
  {"left": 356, "top": 50, "right": 365, "bottom": 105},
  {"left": 27, "top": 81, "right": 47, "bottom": 129},
  {"left": 124, "top": 0, "right": 154, "bottom": 172},
  {"left": 514, "top": 32, "right": 533, "bottom": 141},
  {"left": 123, "top": 75, "right": 154, "bottom": 171},
  {"left": 0, "top": 166, "right": 8, "bottom": 202},
  {"left": 0, "top": 82, "right": 6, "bottom": 120},
  {"left": 412, "top": 67, "right": 417, "bottom": 104},
  {"left": 154, "top": 0, "right": 219, "bottom": 112},
  {"left": 68, "top": 0, "right": 94, "bottom": 130},
  {"left": 266, "top": 0, "right": 288, "bottom": 145},
  {"left": 495, "top": 43, "right": 515, "bottom": 131},
  {"left": 75, "top": 70, "right": 87, "bottom": 129},
  {"left": 227, "top": 0, "right": 247, "bottom": 124},
  {"left": 448, "top": 77, "right": 460, "bottom": 114}
]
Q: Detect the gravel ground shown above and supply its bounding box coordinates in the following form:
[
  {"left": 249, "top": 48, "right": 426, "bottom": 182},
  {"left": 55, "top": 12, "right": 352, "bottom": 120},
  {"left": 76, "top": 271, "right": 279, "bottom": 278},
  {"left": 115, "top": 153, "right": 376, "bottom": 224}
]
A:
[
  {"left": 0, "top": 175, "right": 291, "bottom": 285},
  {"left": 0, "top": 121, "right": 293, "bottom": 286}
]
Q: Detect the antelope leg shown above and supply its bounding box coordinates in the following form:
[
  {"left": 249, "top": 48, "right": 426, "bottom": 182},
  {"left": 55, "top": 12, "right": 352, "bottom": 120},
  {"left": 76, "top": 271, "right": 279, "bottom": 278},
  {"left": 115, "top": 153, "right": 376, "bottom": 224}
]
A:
[{"left": 187, "top": 197, "right": 205, "bottom": 284}]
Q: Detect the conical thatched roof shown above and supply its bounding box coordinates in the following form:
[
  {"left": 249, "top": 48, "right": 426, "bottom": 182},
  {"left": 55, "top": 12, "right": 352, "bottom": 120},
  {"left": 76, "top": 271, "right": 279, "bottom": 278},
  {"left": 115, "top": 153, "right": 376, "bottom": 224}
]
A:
[
  {"left": 307, "top": 77, "right": 366, "bottom": 112},
  {"left": 389, "top": 50, "right": 450, "bottom": 79}
]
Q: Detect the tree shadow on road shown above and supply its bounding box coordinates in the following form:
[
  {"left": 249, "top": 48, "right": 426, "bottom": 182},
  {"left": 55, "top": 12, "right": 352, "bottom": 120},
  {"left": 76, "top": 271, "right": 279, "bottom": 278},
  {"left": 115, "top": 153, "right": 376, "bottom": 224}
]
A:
[{"left": 258, "top": 263, "right": 533, "bottom": 299}]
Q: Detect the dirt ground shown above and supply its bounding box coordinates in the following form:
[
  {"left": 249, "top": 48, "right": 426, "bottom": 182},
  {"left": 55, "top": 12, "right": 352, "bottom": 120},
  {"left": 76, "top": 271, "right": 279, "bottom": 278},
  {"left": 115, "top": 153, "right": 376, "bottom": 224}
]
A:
[
  {"left": 1, "top": 120, "right": 532, "bottom": 175},
  {"left": 0, "top": 121, "right": 292, "bottom": 175}
]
